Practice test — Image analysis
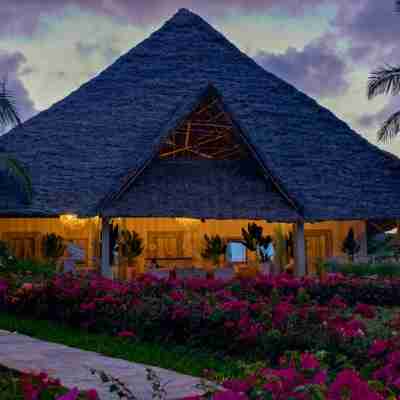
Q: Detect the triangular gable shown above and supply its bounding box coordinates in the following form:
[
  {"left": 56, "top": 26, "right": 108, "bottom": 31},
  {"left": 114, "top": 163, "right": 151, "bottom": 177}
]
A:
[
  {"left": 101, "top": 85, "right": 300, "bottom": 218},
  {"left": 159, "top": 89, "right": 248, "bottom": 160}
]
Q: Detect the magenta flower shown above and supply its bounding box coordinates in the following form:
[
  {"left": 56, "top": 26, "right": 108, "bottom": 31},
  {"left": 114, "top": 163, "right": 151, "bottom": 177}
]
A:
[
  {"left": 117, "top": 330, "right": 135, "bottom": 338},
  {"left": 328, "top": 370, "right": 383, "bottom": 400},
  {"left": 213, "top": 389, "right": 248, "bottom": 400},
  {"left": 369, "top": 340, "right": 389, "bottom": 357},
  {"left": 86, "top": 389, "right": 99, "bottom": 400},
  {"left": 300, "top": 353, "right": 320, "bottom": 370},
  {"left": 56, "top": 388, "right": 80, "bottom": 400},
  {"left": 80, "top": 302, "right": 96, "bottom": 312},
  {"left": 354, "top": 303, "right": 376, "bottom": 319}
]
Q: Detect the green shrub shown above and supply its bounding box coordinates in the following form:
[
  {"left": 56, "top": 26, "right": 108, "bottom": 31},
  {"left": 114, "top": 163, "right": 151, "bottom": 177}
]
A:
[
  {"left": 0, "top": 241, "right": 16, "bottom": 271},
  {"left": 2, "top": 259, "right": 55, "bottom": 280},
  {"left": 337, "top": 262, "right": 400, "bottom": 277}
]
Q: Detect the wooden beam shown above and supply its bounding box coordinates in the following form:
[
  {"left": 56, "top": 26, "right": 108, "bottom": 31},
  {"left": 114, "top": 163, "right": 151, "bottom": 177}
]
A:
[
  {"left": 294, "top": 221, "right": 306, "bottom": 276},
  {"left": 196, "top": 99, "right": 218, "bottom": 114},
  {"left": 101, "top": 217, "right": 112, "bottom": 278},
  {"left": 185, "top": 121, "right": 191, "bottom": 148}
]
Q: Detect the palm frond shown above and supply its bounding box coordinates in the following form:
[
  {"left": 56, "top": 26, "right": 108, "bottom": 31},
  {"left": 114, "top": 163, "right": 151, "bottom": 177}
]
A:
[
  {"left": 0, "top": 155, "right": 32, "bottom": 203},
  {"left": 367, "top": 65, "right": 400, "bottom": 99},
  {"left": 0, "top": 80, "right": 20, "bottom": 128},
  {"left": 377, "top": 110, "right": 400, "bottom": 143}
]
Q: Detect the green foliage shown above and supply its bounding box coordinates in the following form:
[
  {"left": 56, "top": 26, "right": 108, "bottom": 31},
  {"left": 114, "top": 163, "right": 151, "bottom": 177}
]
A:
[
  {"left": 119, "top": 230, "right": 144, "bottom": 264},
  {"left": 41, "top": 233, "right": 66, "bottom": 263},
  {"left": 12, "top": 259, "right": 55, "bottom": 278},
  {"left": 241, "top": 223, "right": 272, "bottom": 262},
  {"left": 0, "top": 240, "right": 15, "bottom": 268},
  {"left": 201, "top": 234, "right": 226, "bottom": 266},
  {"left": 342, "top": 228, "right": 360, "bottom": 261},
  {"left": 315, "top": 257, "right": 327, "bottom": 278},
  {"left": 336, "top": 262, "right": 400, "bottom": 277}
]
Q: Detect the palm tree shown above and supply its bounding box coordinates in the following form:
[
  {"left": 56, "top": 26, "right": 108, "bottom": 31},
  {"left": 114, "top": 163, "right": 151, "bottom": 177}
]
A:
[
  {"left": 0, "top": 80, "right": 32, "bottom": 202},
  {"left": 367, "top": 66, "right": 400, "bottom": 142},
  {"left": 367, "top": 1, "right": 400, "bottom": 143}
]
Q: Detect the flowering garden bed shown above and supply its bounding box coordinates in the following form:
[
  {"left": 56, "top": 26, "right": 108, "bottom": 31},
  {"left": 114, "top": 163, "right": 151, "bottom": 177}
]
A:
[
  {"left": 0, "top": 366, "right": 98, "bottom": 400},
  {"left": 1, "top": 273, "right": 400, "bottom": 398}
]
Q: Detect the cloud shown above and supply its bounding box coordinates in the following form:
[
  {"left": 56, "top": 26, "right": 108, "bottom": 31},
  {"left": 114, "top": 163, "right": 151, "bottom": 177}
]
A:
[
  {"left": 358, "top": 98, "right": 399, "bottom": 131},
  {"left": 255, "top": 36, "right": 349, "bottom": 98},
  {"left": 333, "top": 1, "right": 400, "bottom": 66},
  {"left": 0, "top": 51, "right": 37, "bottom": 127},
  {"left": 0, "top": 0, "right": 334, "bottom": 36}
]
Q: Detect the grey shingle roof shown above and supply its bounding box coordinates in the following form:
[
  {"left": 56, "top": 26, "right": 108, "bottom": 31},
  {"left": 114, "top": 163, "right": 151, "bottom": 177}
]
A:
[{"left": 0, "top": 8, "right": 400, "bottom": 221}]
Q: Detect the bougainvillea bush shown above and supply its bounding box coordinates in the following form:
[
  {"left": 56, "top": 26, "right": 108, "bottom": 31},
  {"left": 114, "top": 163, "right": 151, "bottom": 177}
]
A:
[
  {"left": 1, "top": 273, "right": 400, "bottom": 398},
  {"left": 0, "top": 367, "right": 98, "bottom": 400}
]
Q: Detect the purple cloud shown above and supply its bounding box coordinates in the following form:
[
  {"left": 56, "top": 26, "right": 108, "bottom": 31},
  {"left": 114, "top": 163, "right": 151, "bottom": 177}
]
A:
[
  {"left": 0, "top": 0, "right": 334, "bottom": 35},
  {"left": 255, "top": 36, "right": 349, "bottom": 98},
  {"left": 0, "top": 51, "right": 37, "bottom": 128},
  {"left": 358, "top": 99, "right": 399, "bottom": 130},
  {"left": 333, "top": 1, "right": 400, "bottom": 65}
]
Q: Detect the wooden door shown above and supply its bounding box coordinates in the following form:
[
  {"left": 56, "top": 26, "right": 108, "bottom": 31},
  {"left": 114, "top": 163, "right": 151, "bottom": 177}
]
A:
[{"left": 304, "top": 230, "right": 332, "bottom": 274}]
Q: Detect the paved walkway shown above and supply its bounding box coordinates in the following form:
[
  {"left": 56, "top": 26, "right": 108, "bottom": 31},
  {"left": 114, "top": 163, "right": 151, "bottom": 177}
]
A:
[{"left": 0, "top": 329, "right": 215, "bottom": 399}]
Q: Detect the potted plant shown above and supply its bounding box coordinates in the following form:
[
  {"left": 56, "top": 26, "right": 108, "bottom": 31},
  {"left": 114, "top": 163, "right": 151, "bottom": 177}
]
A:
[
  {"left": 118, "top": 230, "right": 144, "bottom": 280},
  {"left": 342, "top": 227, "right": 360, "bottom": 262},
  {"left": 201, "top": 234, "right": 226, "bottom": 276},
  {"left": 241, "top": 223, "right": 272, "bottom": 272},
  {"left": 41, "top": 233, "right": 66, "bottom": 266}
]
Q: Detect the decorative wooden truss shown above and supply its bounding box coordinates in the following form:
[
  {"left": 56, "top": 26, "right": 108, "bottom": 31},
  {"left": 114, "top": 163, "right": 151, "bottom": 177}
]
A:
[{"left": 159, "top": 95, "right": 248, "bottom": 160}]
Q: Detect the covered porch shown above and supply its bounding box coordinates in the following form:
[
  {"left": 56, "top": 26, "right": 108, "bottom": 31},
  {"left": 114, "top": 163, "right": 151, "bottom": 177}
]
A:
[{"left": 0, "top": 216, "right": 367, "bottom": 278}]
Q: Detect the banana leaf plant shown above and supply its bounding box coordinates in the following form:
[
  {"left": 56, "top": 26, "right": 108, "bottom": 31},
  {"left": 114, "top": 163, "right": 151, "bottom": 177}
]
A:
[
  {"left": 41, "top": 233, "right": 66, "bottom": 264},
  {"left": 201, "top": 234, "right": 227, "bottom": 266}
]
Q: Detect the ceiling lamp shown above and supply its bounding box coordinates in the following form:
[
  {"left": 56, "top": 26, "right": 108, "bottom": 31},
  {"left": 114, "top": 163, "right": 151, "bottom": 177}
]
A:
[
  {"left": 175, "top": 217, "right": 201, "bottom": 230},
  {"left": 59, "top": 214, "right": 87, "bottom": 229}
]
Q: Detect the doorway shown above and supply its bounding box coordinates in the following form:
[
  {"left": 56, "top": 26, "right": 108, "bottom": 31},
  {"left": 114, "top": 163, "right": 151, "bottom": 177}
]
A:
[{"left": 304, "top": 230, "right": 333, "bottom": 274}]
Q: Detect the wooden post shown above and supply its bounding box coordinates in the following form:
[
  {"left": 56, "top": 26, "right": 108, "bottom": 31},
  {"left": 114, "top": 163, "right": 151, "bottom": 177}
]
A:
[
  {"left": 101, "top": 216, "right": 112, "bottom": 278},
  {"left": 294, "top": 220, "right": 306, "bottom": 276}
]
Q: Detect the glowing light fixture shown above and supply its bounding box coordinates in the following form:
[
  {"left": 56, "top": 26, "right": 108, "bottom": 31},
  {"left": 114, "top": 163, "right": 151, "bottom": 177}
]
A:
[
  {"left": 59, "top": 214, "right": 87, "bottom": 229},
  {"left": 175, "top": 217, "right": 201, "bottom": 230}
]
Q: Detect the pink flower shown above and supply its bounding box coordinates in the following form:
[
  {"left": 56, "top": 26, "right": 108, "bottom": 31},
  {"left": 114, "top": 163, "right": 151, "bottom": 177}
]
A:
[
  {"left": 300, "top": 353, "right": 320, "bottom": 370},
  {"left": 86, "top": 389, "right": 99, "bottom": 400},
  {"left": 328, "top": 370, "right": 383, "bottom": 400},
  {"left": 170, "top": 290, "right": 185, "bottom": 302},
  {"left": 21, "top": 283, "right": 33, "bottom": 291},
  {"left": 223, "top": 378, "right": 252, "bottom": 393},
  {"left": 369, "top": 340, "right": 389, "bottom": 357},
  {"left": 80, "top": 302, "right": 96, "bottom": 312},
  {"left": 56, "top": 388, "right": 80, "bottom": 400},
  {"left": 328, "top": 295, "right": 347, "bottom": 309},
  {"left": 213, "top": 389, "right": 248, "bottom": 400},
  {"left": 117, "top": 330, "right": 135, "bottom": 338},
  {"left": 354, "top": 303, "right": 376, "bottom": 319}
]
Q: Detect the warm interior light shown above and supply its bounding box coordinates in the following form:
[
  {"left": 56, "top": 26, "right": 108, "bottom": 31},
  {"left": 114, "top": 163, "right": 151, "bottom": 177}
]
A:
[
  {"left": 59, "top": 214, "right": 87, "bottom": 229},
  {"left": 175, "top": 217, "right": 201, "bottom": 230}
]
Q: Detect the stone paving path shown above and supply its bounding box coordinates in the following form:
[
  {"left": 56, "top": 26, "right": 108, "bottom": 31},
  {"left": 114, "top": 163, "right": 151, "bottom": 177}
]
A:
[{"left": 0, "top": 329, "right": 215, "bottom": 399}]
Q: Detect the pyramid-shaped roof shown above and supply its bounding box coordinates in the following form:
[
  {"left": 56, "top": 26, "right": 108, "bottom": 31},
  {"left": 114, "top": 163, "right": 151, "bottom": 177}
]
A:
[{"left": 1, "top": 8, "right": 400, "bottom": 221}]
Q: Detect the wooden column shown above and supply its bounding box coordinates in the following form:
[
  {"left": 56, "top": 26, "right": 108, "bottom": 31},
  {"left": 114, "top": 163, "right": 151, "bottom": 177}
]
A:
[
  {"left": 294, "top": 220, "right": 306, "bottom": 276},
  {"left": 101, "top": 217, "right": 112, "bottom": 278}
]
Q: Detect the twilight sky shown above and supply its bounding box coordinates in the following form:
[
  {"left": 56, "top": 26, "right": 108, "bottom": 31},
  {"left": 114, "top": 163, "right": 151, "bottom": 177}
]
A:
[{"left": 1, "top": 1, "right": 400, "bottom": 154}]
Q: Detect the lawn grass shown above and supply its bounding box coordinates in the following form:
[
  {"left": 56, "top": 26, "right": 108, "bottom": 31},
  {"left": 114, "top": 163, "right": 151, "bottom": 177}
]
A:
[{"left": 0, "top": 312, "right": 242, "bottom": 379}]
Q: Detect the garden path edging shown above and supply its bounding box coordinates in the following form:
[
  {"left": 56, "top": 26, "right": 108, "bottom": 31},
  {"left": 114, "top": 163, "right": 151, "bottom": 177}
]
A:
[{"left": 0, "top": 329, "right": 214, "bottom": 399}]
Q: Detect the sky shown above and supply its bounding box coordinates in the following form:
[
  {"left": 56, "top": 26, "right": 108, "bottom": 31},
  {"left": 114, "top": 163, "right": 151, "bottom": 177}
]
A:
[{"left": 1, "top": 0, "right": 399, "bottom": 154}]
